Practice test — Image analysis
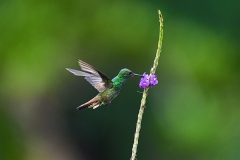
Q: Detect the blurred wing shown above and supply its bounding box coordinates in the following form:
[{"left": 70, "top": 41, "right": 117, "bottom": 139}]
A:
[{"left": 78, "top": 60, "right": 112, "bottom": 92}]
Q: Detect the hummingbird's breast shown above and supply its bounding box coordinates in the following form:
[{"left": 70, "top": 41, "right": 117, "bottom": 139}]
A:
[{"left": 100, "top": 87, "right": 120, "bottom": 105}]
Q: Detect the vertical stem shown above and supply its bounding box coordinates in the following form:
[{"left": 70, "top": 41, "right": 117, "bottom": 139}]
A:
[{"left": 130, "top": 10, "right": 163, "bottom": 160}]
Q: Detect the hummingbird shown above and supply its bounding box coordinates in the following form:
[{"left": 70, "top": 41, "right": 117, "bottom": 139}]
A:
[{"left": 66, "top": 60, "right": 142, "bottom": 110}]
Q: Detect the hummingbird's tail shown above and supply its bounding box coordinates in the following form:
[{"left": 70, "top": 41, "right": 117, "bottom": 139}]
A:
[{"left": 77, "top": 97, "right": 101, "bottom": 110}]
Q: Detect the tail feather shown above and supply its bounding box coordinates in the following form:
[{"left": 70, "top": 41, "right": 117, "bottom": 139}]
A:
[
  {"left": 77, "top": 97, "right": 100, "bottom": 110},
  {"left": 76, "top": 104, "right": 90, "bottom": 110}
]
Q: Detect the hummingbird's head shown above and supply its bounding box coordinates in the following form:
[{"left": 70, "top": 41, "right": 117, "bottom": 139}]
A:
[{"left": 118, "top": 68, "right": 142, "bottom": 80}]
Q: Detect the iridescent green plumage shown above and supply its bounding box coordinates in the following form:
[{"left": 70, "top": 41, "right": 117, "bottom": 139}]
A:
[{"left": 66, "top": 60, "right": 141, "bottom": 110}]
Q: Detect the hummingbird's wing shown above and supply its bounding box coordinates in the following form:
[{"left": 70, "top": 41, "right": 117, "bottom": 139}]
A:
[
  {"left": 66, "top": 60, "right": 113, "bottom": 92},
  {"left": 79, "top": 60, "right": 113, "bottom": 92},
  {"left": 65, "top": 68, "right": 91, "bottom": 77}
]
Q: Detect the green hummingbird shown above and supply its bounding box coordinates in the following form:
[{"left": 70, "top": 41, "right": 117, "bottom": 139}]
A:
[{"left": 66, "top": 60, "right": 142, "bottom": 110}]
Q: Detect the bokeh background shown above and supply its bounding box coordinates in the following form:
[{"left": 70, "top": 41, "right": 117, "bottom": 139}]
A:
[{"left": 1, "top": 0, "right": 240, "bottom": 160}]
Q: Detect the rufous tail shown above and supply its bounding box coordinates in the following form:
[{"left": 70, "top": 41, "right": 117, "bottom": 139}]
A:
[{"left": 77, "top": 97, "right": 100, "bottom": 110}]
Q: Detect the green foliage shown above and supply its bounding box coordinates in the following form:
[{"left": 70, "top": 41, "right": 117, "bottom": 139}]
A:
[{"left": 0, "top": 108, "right": 25, "bottom": 160}]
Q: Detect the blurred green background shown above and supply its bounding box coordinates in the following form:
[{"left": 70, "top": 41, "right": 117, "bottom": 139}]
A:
[{"left": 1, "top": 0, "right": 240, "bottom": 160}]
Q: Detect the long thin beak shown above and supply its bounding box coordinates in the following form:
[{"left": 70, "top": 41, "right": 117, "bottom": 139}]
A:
[{"left": 133, "top": 73, "right": 143, "bottom": 77}]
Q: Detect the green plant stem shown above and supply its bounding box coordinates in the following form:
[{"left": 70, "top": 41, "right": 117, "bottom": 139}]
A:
[{"left": 130, "top": 10, "right": 163, "bottom": 160}]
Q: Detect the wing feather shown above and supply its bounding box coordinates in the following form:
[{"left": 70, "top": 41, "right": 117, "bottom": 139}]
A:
[
  {"left": 79, "top": 60, "right": 99, "bottom": 75},
  {"left": 66, "top": 68, "right": 91, "bottom": 76},
  {"left": 66, "top": 60, "right": 112, "bottom": 92}
]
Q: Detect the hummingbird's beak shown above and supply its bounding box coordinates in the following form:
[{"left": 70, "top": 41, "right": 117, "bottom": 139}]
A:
[{"left": 133, "top": 73, "right": 143, "bottom": 77}]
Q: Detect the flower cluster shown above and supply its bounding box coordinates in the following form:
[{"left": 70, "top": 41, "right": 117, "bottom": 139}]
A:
[{"left": 139, "top": 73, "right": 158, "bottom": 89}]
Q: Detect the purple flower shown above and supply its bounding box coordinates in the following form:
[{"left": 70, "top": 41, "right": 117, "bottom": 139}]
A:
[
  {"left": 149, "top": 75, "right": 158, "bottom": 86},
  {"left": 139, "top": 73, "right": 158, "bottom": 88},
  {"left": 139, "top": 73, "right": 149, "bottom": 89}
]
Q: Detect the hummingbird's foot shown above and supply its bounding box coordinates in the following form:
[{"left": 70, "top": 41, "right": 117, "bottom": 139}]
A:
[
  {"left": 142, "top": 105, "right": 146, "bottom": 108},
  {"left": 93, "top": 103, "right": 100, "bottom": 109}
]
